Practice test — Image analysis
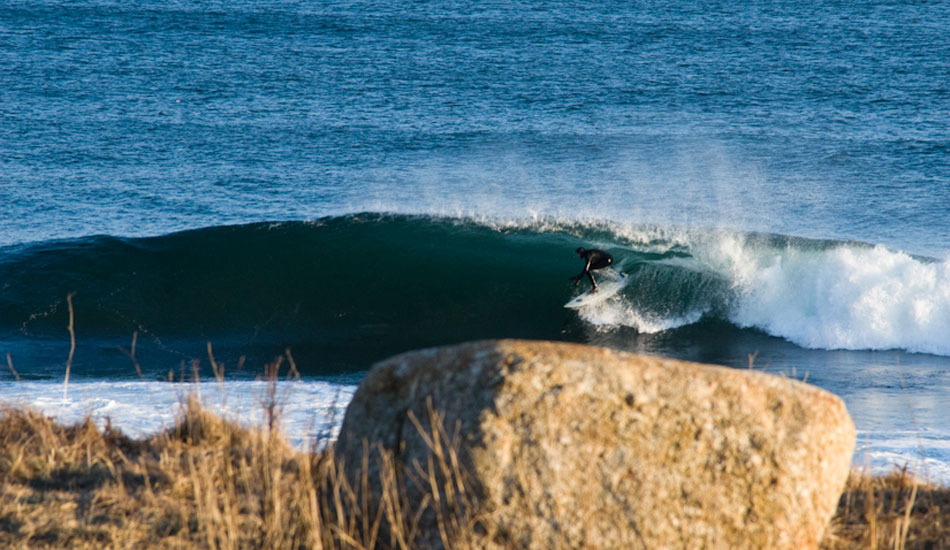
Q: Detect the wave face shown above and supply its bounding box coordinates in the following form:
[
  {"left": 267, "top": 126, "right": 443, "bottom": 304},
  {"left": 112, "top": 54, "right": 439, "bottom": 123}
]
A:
[{"left": 2, "top": 214, "right": 948, "bottom": 378}]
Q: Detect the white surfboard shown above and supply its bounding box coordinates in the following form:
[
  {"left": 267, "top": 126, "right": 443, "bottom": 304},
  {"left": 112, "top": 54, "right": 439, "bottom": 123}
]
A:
[{"left": 564, "top": 271, "right": 627, "bottom": 309}]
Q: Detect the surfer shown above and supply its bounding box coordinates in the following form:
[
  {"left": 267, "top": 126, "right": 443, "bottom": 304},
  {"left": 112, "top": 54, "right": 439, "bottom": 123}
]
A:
[{"left": 571, "top": 247, "right": 613, "bottom": 292}]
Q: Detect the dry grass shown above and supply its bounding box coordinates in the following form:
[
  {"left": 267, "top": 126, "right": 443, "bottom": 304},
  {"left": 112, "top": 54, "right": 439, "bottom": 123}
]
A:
[
  {"left": 0, "top": 391, "right": 480, "bottom": 550},
  {"left": 0, "top": 393, "right": 948, "bottom": 550},
  {"left": 822, "top": 469, "right": 950, "bottom": 550}
]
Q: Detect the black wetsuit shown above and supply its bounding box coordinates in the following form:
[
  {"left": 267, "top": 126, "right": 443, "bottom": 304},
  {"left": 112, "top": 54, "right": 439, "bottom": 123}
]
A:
[{"left": 571, "top": 247, "right": 613, "bottom": 292}]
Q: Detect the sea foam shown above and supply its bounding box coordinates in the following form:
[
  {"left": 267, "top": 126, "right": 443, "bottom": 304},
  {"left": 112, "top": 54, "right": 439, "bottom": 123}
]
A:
[
  {"left": 0, "top": 380, "right": 356, "bottom": 449},
  {"left": 712, "top": 237, "right": 950, "bottom": 355}
]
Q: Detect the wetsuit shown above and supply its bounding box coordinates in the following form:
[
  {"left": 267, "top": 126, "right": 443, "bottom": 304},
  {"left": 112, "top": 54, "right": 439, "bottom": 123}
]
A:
[{"left": 571, "top": 247, "right": 613, "bottom": 292}]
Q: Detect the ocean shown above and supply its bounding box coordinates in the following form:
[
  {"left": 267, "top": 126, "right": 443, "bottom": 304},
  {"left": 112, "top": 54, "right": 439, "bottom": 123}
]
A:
[{"left": 2, "top": 0, "right": 949, "bottom": 480}]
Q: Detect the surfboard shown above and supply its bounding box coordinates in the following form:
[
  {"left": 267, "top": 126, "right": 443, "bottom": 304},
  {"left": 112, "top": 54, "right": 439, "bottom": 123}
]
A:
[{"left": 564, "top": 271, "right": 627, "bottom": 309}]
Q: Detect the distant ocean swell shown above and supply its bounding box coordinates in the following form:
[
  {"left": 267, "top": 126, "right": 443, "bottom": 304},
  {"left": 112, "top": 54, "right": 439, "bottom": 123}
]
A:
[{"left": 2, "top": 213, "right": 948, "bottom": 379}]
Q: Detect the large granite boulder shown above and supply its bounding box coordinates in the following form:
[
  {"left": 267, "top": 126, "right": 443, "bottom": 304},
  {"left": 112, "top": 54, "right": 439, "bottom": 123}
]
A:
[{"left": 335, "top": 339, "right": 855, "bottom": 550}]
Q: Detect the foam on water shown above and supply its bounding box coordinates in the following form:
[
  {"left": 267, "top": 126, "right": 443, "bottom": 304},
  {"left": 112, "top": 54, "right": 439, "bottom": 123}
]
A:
[
  {"left": 857, "top": 431, "right": 950, "bottom": 484},
  {"left": 0, "top": 380, "right": 357, "bottom": 449},
  {"left": 577, "top": 298, "right": 706, "bottom": 334}
]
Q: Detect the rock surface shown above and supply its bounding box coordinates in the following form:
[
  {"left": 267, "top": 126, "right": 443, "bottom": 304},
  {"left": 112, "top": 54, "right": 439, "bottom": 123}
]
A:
[{"left": 335, "top": 339, "right": 855, "bottom": 550}]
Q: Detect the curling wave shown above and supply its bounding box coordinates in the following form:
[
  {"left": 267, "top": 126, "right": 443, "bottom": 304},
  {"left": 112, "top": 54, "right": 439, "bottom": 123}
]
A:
[{"left": 1, "top": 213, "right": 948, "bottom": 378}]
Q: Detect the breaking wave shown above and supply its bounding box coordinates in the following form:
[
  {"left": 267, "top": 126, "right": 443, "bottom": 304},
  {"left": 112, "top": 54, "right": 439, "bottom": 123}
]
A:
[{"left": 2, "top": 213, "right": 948, "bottom": 377}]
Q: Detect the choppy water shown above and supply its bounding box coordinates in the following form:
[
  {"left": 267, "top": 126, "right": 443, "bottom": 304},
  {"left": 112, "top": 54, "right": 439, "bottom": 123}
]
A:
[{"left": 2, "top": 0, "right": 949, "bottom": 481}]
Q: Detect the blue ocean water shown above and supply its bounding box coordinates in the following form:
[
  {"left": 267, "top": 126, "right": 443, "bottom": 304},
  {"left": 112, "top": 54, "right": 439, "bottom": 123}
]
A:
[{"left": 2, "top": 0, "right": 949, "bottom": 479}]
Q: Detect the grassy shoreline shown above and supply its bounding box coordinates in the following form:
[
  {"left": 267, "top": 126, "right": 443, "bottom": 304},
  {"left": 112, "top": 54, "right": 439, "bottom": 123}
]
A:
[{"left": 1, "top": 398, "right": 947, "bottom": 550}]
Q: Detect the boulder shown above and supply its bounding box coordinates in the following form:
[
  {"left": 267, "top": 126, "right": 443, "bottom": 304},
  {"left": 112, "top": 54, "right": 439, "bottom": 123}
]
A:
[{"left": 335, "top": 339, "right": 855, "bottom": 550}]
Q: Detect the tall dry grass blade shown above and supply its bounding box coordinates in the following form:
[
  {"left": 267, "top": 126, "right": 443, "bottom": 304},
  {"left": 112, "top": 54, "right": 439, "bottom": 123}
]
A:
[
  {"left": 6, "top": 353, "right": 20, "bottom": 381},
  {"left": 297, "top": 453, "right": 325, "bottom": 550},
  {"left": 897, "top": 477, "right": 919, "bottom": 550},
  {"left": 220, "top": 453, "right": 238, "bottom": 550},
  {"left": 63, "top": 292, "right": 77, "bottom": 402},
  {"left": 139, "top": 455, "right": 155, "bottom": 502},
  {"left": 207, "top": 342, "right": 225, "bottom": 382},
  {"left": 185, "top": 450, "right": 215, "bottom": 550},
  {"left": 266, "top": 456, "right": 284, "bottom": 548},
  {"left": 285, "top": 348, "right": 301, "bottom": 380},
  {"left": 207, "top": 341, "right": 228, "bottom": 405},
  {"left": 191, "top": 359, "right": 202, "bottom": 402},
  {"left": 118, "top": 331, "right": 144, "bottom": 378},
  {"left": 259, "top": 356, "right": 286, "bottom": 435},
  {"left": 865, "top": 474, "right": 878, "bottom": 550},
  {"left": 377, "top": 448, "right": 412, "bottom": 550},
  {"left": 360, "top": 440, "right": 372, "bottom": 548}
]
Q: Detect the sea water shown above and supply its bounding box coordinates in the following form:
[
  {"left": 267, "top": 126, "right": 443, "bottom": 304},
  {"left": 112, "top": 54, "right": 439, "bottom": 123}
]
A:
[{"left": 2, "top": 0, "right": 949, "bottom": 481}]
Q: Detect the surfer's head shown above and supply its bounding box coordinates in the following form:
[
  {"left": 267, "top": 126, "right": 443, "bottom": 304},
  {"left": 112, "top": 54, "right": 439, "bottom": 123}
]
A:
[{"left": 575, "top": 247, "right": 587, "bottom": 257}]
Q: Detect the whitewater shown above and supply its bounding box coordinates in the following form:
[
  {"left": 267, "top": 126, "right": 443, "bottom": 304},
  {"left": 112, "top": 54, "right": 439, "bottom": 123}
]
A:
[{"left": 592, "top": 228, "right": 950, "bottom": 356}]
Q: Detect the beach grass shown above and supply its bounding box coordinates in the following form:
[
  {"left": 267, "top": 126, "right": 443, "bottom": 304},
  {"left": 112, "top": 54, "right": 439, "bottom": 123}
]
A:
[
  {"left": 0, "top": 395, "right": 947, "bottom": 550},
  {"left": 0, "top": 391, "right": 479, "bottom": 550}
]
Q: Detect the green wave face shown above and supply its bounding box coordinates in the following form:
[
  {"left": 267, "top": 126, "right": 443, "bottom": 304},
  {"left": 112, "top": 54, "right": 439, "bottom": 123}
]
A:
[
  {"left": 3, "top": 213, "right": 943, "bottom": 378},
  {"left": 0, "top": 214, "right": 719, "bottom": 374}
]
